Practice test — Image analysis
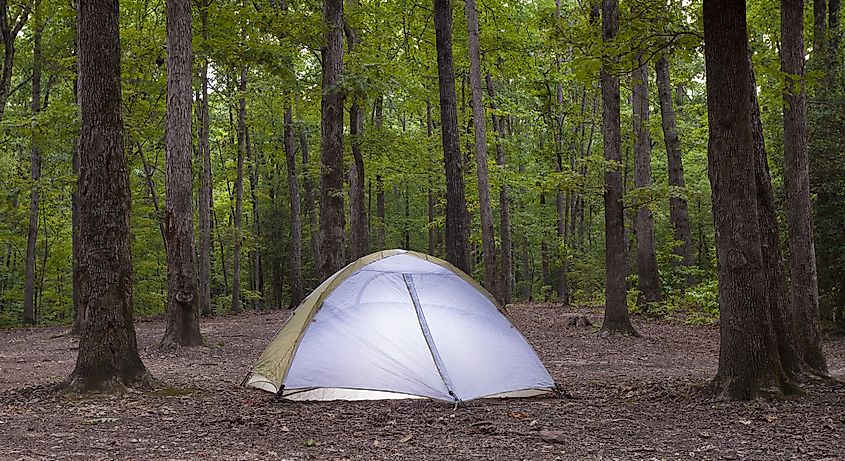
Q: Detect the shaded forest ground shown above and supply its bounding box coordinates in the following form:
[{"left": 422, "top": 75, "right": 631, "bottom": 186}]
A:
[{"left": 1, "top": 304, "right": 843, "bottom": 461}]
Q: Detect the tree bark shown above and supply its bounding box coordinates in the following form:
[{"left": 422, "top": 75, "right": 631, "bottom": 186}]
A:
[
  {"left": 247, "top": 129, "right": 262, "bottom": 310},
  {"left": 814, "top": 0, "right": 827, "bottom": 56},
  {"left": 600, "top": 0, "right": 637, "bottom": 336},
  {"left": 160, "top": 0, "right": 202, "bottom": 348},
  {"left": 345, "top": 18, "right": 369, "bottom": 260},
  {"left": 319, "top": 0, "right": 346, "bottom": 279},
  {"left": 434, "top": 0, "right": 470, "bottom": 273},
  {"left": 65, "top": 0, "right": 153, "bottom": 391},
  {"left": 22, "top": 0, "right": 41, "bottom": 325},
  {"left": 231, "top": 67, "right": 247, "bottom": 313},
  {"left": 704, "top": 0, "right": 789, "bottom": 399},
  {"left": 197, "top": 0, "right": 212, "bottom": 317},
  {"left": 781, "top": 0, "right": 829, "bottom": 377},
  {"left": 0, "top": 0, "right": 31, "bottom": 120},
  {"left": 748, "top": 49, "right": 806, "bottom": 380},
  {"left": 300, "top": 125, "right": 319, "bottom": 279},
  {"left": 656, "top": 55, "right": 694, "bottom": 269},
  {"left": 284, "top": 107, "right": 303, "bottom": 307},
  {"left": 632, "top": 54, "right": 661, "bottom": 304},
  {"left": 427, "top": 101, "right": 436, "bottom": 256},
  {"left": 464, "top": 0, "right": 497, "bottom": 297},
  {"left": 486, "top": 73, "right": 512, "bottom": 304}
]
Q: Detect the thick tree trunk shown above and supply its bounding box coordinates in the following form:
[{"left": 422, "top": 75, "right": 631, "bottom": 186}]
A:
[
  {"left": 748, "top": 50, "right": 806, "bottom": 380},
  {"left": 300, "top": 125, "right": 319, "bottom": 279},
  {"left": 486, "top": 73, "right": 512, "bottom": 304},
  {"left": 65, "top": 0, "right": 153, "bottom": 391},
  {"left": 632, "top": 54, "right": 661, "bottom": 304},
  {"left": 231, "top": 68, "right": 247, "bottom": 313},
  {"left": 161, "top": 0, "right": 202, "bottom": 348},
  {"left": 22, "top": 2, "right": 41, "bottom": 325},
  {"left": 197, "top": 2, "right": 212, "bottom": 317},
  {"left": 656, "top": 55, "right": 694, "bottom": 269},
  {"left": 600, "top": 0, "right": 637, "bottom": 336},
  {"left": 319, "top": 0, "right": 346, "bottom": 279},
  {"left": 704, "top": 0, "right": 789, "bottom": 399},
  {"left": 284, "top": 107, "right": 303, "bottom": 307},
  {"left": 465, "top": 0, "right": 497, "bottom": 297},
  {"left": 781, "top": 0, "right": 829, "bottom": 377},
  {"left": 434, "top": 0, "right": 470, "bottom": 273}
]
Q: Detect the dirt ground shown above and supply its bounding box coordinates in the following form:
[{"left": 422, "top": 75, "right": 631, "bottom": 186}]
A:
[{"left": 1, "top": 304, "right": 843, "bottom": 461}]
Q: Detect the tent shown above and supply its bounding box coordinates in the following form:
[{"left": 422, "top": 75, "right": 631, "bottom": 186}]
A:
[{"left": 243, "top": 249, "right": 556, "bottom": 402}]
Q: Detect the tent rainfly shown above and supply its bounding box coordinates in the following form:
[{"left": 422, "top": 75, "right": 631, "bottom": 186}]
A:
[{"left": 243, "top": 250, "right": 556, "bottom": 403}]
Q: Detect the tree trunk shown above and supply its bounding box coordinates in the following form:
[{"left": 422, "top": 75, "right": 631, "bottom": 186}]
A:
[
  {"left": 465, "top": 0, "right": 497, "bottom": 297},
  {"left": 232, "top": 67, "right": 247, "bottom": 313},
  {"left": 197, "top": 1, "right": 212, "bottom": 317},
  {"left": 247, "top": 129, "right": 262, "bottom": 310},
  {"left": 632, "top": 54, "right": 661, "bottom": 304},
  {"left": 319, "top": 0, "right": 346, "bottom": 279},
  {"left": 427, "top": 101, "right": 436, "bottom": 256},
  {"left": 704, "top": 0, "right": 790, "bottom": 399},
  {"left": 65, "top": 0, "right": 153, "bottom": 391},
  {"left": 434, "top": 0, "right": 470, "bottom": 273},
  {"left": 160, "top": 0, "right": 202, "bottom": 348},
  {"left": 284, "top": 107, "right": 303, "bottom": 307},
  {"left": 22, "top": 0, "right": 41, "bottom": 325},
  {"left": 600, "top": 0, "right": 637, "bottom": 336},
  {"left": 540, "top": 193, "right": 551, "bottom": 290},
  {"left": 656, "top": 55, "right": 694, "bottom": 269},
  {"left": 486, "top": 73, "right": 512, "bottom": 304},
  {"left": 138, "top": 143, "right": 167, "bottom": 251},
  {"left": 814, "top": 0, "right": 827, "bottom": 56},
  {"left": 781, "top": 0, "right": 829, "bottom": 377},
  {"left": 748, "top": 49, "right": 806, "bottom": 380},
  {"left": 0, "top": 0, "right": 30, "bottom": 120},
  {"left": 349, "top": 98, "right": 369, "bottom": 258},
  {"left": 300, "top": 125, "right": 319, "bottom": 281}
]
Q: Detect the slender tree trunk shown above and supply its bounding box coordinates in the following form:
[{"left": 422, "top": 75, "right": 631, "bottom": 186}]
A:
[
  {"left": 376, "top": 175, "right": 386, "bottom": 248},
  {"left": 486, "top": 73, "right": 512, "bottom": 304},
  {"left": 284, "top": 107, "right": 303, "bottom": 307},
  {"left": 0, "top": 0, "right": 30, "bottom": 120},
  {"left": 748, "top": 49, "right": 806, "bottom": 380},
  {"left": 434, "top": 0, "right": 470, "bottom": 273},
  {"left": 600, "top": 0, "right": 637, "bottom": 336},
  {"left": 319, "top": 0, "right": 346, "bottom": 279},
  {"left": 232, "top": 67, "right": 247, "bottom": 313},
  {"left": 22, "top": 1, "right": 41, "bottom": 325},
  {"left": 197, "top": 0, "right": 212, "bottom": 317},
  {"left": 300, "top": 125, "right": 319, "bottom": 279},
  {"left": 814, "top": 0, "right": 827, "bottom": 57},
  {"left": 427, "top": 101, "right": 436, "bottom": 256},
  {"left": 540, "top": 192, "right": 551, "bottom": 290},
  {"left": 465, "top": 0, "right": 497, "bottom": 296},
  {"left": 632, "top": 54, "right": 661, "bottom": 304},
  {"left": 160, "top": 0, "right": 201, "bottom": 348},
  {"left": 656, "top": 55, "right": 694, "bottom": 269},
  {"left": 704, "top": 0, "right": 790, "bottom": 399},
  {"left": 213, "top": 208, "right": 228, "bottom": 292},
  {"left": 247, "top": 129, "right": 262, "bottom": 310},
  {"left": 138, "top": 143, "right": 167, "bottom": 251},
  {"left": 345, "top": 18, "right": 369, "bottom": 260},
  {"left": 65, "top": 0, "right": 152, "bottom": 391},
  {"left": 781, "top": 0, "right": 829, "bottom": 377}
]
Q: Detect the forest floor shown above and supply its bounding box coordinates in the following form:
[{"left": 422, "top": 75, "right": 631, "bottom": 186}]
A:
[{"left": 1, "top": 304, "right": 844, "bottom": 461}]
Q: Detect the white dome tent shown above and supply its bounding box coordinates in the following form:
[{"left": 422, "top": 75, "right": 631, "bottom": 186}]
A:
[{"left": 243, "top": 250, "right": 556, "bottom": 403}]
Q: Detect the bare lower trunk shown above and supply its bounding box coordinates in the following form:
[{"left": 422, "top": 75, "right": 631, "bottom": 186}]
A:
[
  {"left": 781, "top": 0, "right": 828, "bottom": 377},
  {"left": 349, "top": 97, "right": 368, "bottom": 258},
  {"left": 231, "top": 68, "right": 247, "bottom": 313},
  {"left": 247, "top": 129, "right": 262, "bottom": 310},
  {"left": 748, "top": 50, "right": 806, "bottom": 379},
  {"left": 66, "top": 0, "right": 152, "bottom": 391},
  {"left": 319, "top": 0, "right": 346, "bottom": 279},
  {"left": 656, "top": 55, "right": 694, "bottom": 269},
  {"left": 284, "top": 107, "right": 303, "bottom": 307},
  {"left": 161, "top": 0, "right": 201, "bottom": 347},
  {"left": 600, "top": 0, "right": 637, "bottom": 336},
  {"left": 197, "top": 3, "right": 212, "bottom": 317},
  {"left": 434, "top": 0, "right": 470, "bottom": 273},
  {"left": 487, "top": 74, "right": 512, "bottom": 304},
  {"left": 22, "top": 2, "right": 41, "bottom": 325},
  {"left": 465, "top": 0, "right": 497, "bottom": 297},
  {"left": 632, "top": 54, "right": 661, "bottom": 304},
  {"left": 704, "top": 0, "right": 790, "bottom": 399},
  {"left": 299, "top": 125, "right": 319, "bottom": 280}
]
